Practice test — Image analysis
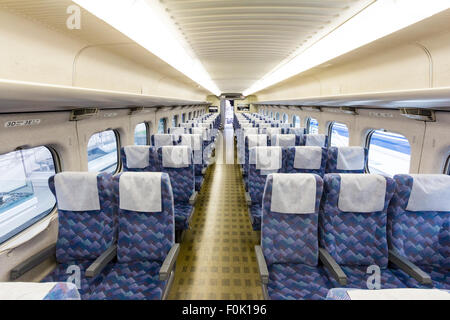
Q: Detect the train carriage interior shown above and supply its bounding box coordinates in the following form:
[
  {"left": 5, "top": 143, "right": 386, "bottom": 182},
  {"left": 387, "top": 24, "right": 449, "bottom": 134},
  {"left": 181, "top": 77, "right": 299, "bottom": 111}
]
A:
[{"left": 0, "top": 0, "right": 449, "bottom": 304}]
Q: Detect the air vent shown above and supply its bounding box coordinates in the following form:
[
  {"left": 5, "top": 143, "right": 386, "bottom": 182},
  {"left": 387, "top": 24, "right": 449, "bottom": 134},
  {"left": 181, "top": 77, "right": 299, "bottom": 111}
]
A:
[
  {"left": 400, "top": 108, "right": 435, "bottom": 122},
  {"left": 70, "top": 108, "right": 98, "bottom": 121}
]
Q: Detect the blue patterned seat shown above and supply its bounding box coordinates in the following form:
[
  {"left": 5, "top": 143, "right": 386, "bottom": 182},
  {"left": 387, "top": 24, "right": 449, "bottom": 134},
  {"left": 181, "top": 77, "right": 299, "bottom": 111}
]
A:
[
  {"left": 319, "top": 174, "right": 409, "bottom": 289},
  {"left": 286, "top": 147, "right": 327, "bottom": 177},
  {"left": 387, "top": 174, "right": 450, "bottom": 289},
  {"left": 158, "top": 146, "right": 195, "bottom": 232},
  {"left": 260, "top": 174, "right": 333, "bottom": 299},
  {"left": 179, "top": 134, "right": 204, "bottom": 191},
  {"left": 248, "top": 147, "right": 286, "bottom": 230},
  {"left": 42, "top": 172, "right": 116, "bottom": 299},
  {"left": 325, "top": 147, "right": 368, "bottom": 173},
  {"left": 90, "top": 172, "right": 175, "bottom": 300},
  {"left": 244, "top": 134, "right": 269, "bottom": 190},
  {"left": 121, "top": 146, "right": 158, "bottom": 172}
]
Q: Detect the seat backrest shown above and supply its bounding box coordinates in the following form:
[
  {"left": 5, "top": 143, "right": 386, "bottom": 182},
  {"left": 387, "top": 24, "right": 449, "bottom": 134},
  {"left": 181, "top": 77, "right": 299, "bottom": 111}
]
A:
[
  {"left": 262, "top": 173, "right": 324, "bottom": 267},
  {"left": 245, "top": 134, "right": 268, "bottom": 175},
  {"left": 179, "top": 134, "right": 204, "bottom": 175},
  {"left": 248, "top": 147, "right": 285, "bottom": 204},
  {"left": 288, "top": 128, "right": 306, "bottom": 136},
  {"left": 302, "top": 134, "right": 328, "bottom": 148},
  {"left": 388, "top": 174, "right": 450, "bottom": 268},
  {"left": 151, "top": 134, "right": 175, "bottom": 148},
  {"left": 319, "top": 174, "right": 395, "bottom": 267},
  {"left": 121, "top": 146, "right": 158, "bottom": 172},
  {"left": 158, "top": 146, "right": 194, "bottom": 203},
  {"left": 168, "top": 127, "right": 186, "bottom": 142},
  {"left": 49, "top": 172, "right": 116, "bottom": 263},
  {"left": 115, "top": 172, "right": 174, "bottom": 264},
  {"left": 326, "top": 146, "right": 368, "bottom": 174},
  {"left": 286, "top": 147, "right": 327, "bottom": 177},
  {"left": 270, "top": 134, "right": 301, "bottom": 147}
]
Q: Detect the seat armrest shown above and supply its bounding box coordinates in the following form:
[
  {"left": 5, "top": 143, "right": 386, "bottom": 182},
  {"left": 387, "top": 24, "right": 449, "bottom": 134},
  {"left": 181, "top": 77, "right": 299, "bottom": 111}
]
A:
[
  {"left": 160, "top": 244, "right": 180, "bottom": 281},
  {"left": 255, "top": 246, "right": 269, "bottom": 285},
  {"left": 86, "top": 245, "right": 117, "bottom": 278},
  {"left": 245, "top": 192, "right": 252, "bottom": 206},
  {"left": 189, "top": 191, "right": 198, "bottom": 205},
  {"left": 201, "top": 167, "right": 207, "bottom": 175},
  {"left": 10, "top": 244, "right": 56, "bottom": 281},
  {"left": 319, "top": 248, "right": 347, "bottom": 286},
  {"left": 389, "top": 250, "right": 432, "bottom": 285}
]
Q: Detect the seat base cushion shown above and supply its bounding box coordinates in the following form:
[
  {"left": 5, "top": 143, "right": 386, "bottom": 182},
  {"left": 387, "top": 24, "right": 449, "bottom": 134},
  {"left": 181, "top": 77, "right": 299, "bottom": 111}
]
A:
[
  {"left": 249, "top": 204, "right": 261, "bottom": 231},
  {"left": 89, "top": 261, "right": 166, "bottom": 300},
  {"left": 174, "top": 204, "right": 194, "bottom": 230},
  {"left": 326, "top": 266, "right": 408, "bottom": 289},
  {"left": 268, "top": 263, "right": 332, "bottom": 300},
  {"left": 42, "top": 260, "right": 110, "bottom": 299}
]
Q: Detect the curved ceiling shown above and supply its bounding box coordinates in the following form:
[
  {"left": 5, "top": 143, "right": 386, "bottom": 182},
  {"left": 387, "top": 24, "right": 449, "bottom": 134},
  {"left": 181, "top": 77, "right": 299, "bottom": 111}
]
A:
[{"left": 162, "top": 0, "right": 374, "bottom": 93}]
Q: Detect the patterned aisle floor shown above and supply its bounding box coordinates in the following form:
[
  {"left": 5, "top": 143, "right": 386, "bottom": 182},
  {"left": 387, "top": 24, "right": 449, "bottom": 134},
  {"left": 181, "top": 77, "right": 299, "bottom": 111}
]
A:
[{"left": 168, "top": 144, "right": 263, "bottom": 299}]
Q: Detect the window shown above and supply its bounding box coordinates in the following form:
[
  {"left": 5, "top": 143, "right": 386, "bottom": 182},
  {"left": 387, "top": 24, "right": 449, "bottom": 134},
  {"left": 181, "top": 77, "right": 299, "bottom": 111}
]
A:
[
  {"left": 182, "top": 113, "right": 186, "bottom": 123},
  {"left": 188, "top": 112, "right": 192, "bottom": 120},
  {"left": 329, "top": 122, "right": 349, "bottom": 147},
  {"left": 307, "top": 117, "right": 319, "bottom": 134},
  {"left": 282, "top": 113, "right": 288, "bottom": 123},
  {"left": 172, "top": 115, "right": 178, "bottom": 128},
  {"left": 87, "top": 130, "right": 119, "bottom": 174},
  {"left": 158, "top": 118, "right": 167, "bottom": 134},
  {"left": 134, "top": 123, "right": 148, "bottom": 146},
  {"left": 293, "top": 115, "right": 301, "bottom": 128},
  {"left": 367, "top": 130, "right": 411, "bottom": 177},
  {"left": 275, "top": 112, "right": 280, "bottom": 120},
  {"left": 0, "top": 146, "right": 57, "bottom": 243}
]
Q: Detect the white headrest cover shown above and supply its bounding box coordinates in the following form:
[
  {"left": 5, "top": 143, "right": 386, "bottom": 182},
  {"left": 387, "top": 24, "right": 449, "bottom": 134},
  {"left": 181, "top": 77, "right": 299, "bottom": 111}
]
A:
[
  {"left": 162, "top": 146, "right": 192, "bottom": 168},
  {"left": 338, "top": 174, "right": 386, "bottom": 213},
  {"left": 289, "top": 128, "right": 305, "bottom": 135},
  {"left": 336, "top": 147, "right": 365, "bottom": 171},
  {"left": 54, "top": 172, "right": 100, "bottom": 211},
  {"left": 119, "top": 172, "right": 162, "bottom": 212},
  {"left": 266, "top": 128, "right": 282, "bottom": 137},
  {"left": 153, "top": 134, "right": 174, "bottom": 148},
  {"left": 294, "top": 147, "right": 323, "bottom": 170},
  {"left": 273, "top": 134, "right": 296, "bottom": 147},
  {"left": 244, "top": 127, "right": 258, "bottom": 136},
  {"left": 250, "top": 147, "right": 282, "bottom": 172},
  {"left": 305, "top": 134, "right": 326, "bottom": 147},
  {"left": 124, "top": 146, "right": 149, "bottom": 169},
  {"left": 169, "top": 127, "right": 185, "bottom": 139},
  {"left": 270, "top": 173, "right": 317, "bottom": 214},
  {"left": 247, "top": 134, "right": 267, "bottom": 149},
  {"left": 406, "top": 174, "right": 450, "bottom": 212},
  {"left": 180, "top": 134, "right": 202, "bottom": 151},
  {"left": 192, "top": 127, "right": 208, "bottom": 141}
]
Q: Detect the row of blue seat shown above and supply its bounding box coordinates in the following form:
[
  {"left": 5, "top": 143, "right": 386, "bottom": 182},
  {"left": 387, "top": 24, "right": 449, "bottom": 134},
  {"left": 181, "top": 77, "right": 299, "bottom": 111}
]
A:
[{"left": 255, "top": 172, "right": 450, "bottom": 299}]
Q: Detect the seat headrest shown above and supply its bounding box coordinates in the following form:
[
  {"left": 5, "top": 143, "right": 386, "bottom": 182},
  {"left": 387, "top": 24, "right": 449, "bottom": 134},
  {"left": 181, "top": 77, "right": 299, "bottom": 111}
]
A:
[
  {"left": 180, "top": 134, "right": 202, "bottom": 151},
  {"left": 338, "top": 174, "right": 387, "bottom": 213},
  {"left": 270, "top": 173, "right": 317, "bottom": 214},
  {"left": 336, "top": 147, "right": 366, "bottom": 171},
  {"left": 405, "top": 174, "right": 450, "bottom": 212},
  {"left": 305, "top": 134, "right": 326, "bottom": 147},
  {"left": 247, "top": 134, "right": 267, "bottom": 149},
  {"left": 54, "top": 172, "right": 100, "bottom": 211},
  {"left": 162, "top": 146, "right": 192, "bottom": 168},
  {"left": 272, "top": 134, "right": 296, "bottom": 147},
  {"left": 119, "top": 172, "right": 162, "bottom": 213},
  {"left": 249, "top": 146, "right": 282, "bottom": 173},
  {"left": 123, "top": 146, "right": 150, "bottom": 169},
  {"left": 153, "top": 134, "right": 174, "bottom": 148},
  {"left": 293, "top": 147, "right": 323, "bottom": 170}
]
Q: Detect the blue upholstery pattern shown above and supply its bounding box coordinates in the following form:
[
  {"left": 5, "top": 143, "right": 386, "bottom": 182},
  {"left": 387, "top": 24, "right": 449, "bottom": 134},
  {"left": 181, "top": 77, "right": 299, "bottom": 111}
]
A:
[
  {"left": 43, "top": 283, "right": 81, "bottom": 300},
  {"left": 195, "top": 175, "right": 203, "bottom": 191},
  {"left": 174, "top": 204, "right": 194, "bottom": 230},
  {"left": 387, "top": 174, "right": 450, "bottom": 288},
  {"left": 261, "top": 174, "right": 331, "bottom": 299},
  {"left": 325, "top": 147, "right": 368, "bottom": 174},
  {"left": 249, "top": 204, "right": 262, "bottom": 231},
  {"left": 90, "top": 173, "right": 174, "bottom": 300},
  {"left": 319, "top": 174, "right": 395, "bottom": 267},
  {"left": 285, "top": 147, "right": 327, "bottom": 177}
]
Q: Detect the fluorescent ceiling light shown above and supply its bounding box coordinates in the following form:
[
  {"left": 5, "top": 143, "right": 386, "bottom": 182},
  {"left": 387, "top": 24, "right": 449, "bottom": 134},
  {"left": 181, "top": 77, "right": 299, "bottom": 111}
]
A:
[
  {"left": 73, "top": 0, "right": 220, "bottom": 96},
  {"left": 243, "top": 0, "right": 450, "bottom": 96}
]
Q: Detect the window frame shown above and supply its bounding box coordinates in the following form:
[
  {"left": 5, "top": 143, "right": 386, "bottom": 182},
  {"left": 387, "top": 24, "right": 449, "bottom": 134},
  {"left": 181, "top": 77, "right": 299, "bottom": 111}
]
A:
[
  {"left": 306, "top": 117, "right": 319, "bottom": 134},
  {"left": 328, "top": 121, "right": 350, "bottom": 148},
  {"left": 0, "top": 145, "right": 60, "bottom": 244},
  {"left": 444, "top": 154, "right": 450, "bottom": 174},
  {"left": 87, "top": 129, "right": 121, "bottom": 174},
  {"left": 134, "top": 122, "right": 150, "bottom": 146},
  {"left": 365, "top": 129, "right": 411, "bottom": 176}
]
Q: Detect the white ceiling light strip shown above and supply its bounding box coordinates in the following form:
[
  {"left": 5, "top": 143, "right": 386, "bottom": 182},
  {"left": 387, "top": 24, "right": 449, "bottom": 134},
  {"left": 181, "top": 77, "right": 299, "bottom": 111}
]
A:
[
  {"left": 243, "top": 0, "right": 450, "bottom": 96},
  {"left": 73, "top": 0, "right": 220, "bottom": 96}
]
